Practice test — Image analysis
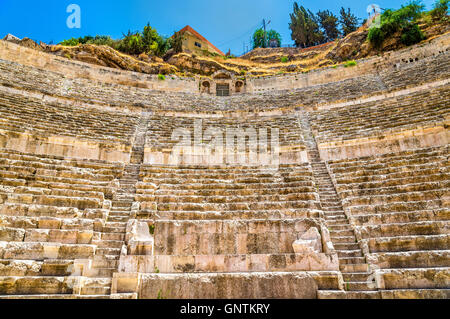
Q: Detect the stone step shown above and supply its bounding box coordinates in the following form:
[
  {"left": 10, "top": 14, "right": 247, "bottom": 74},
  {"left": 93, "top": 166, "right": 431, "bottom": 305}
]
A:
[
  {"left": 101, "top": 233, "right": 125, "bottom": 241},
  {"left": 345, "top": 282, "right": 378, "bottom": 291},
  {"left": 334, "top": 243, "right": 361, "bottom": 250},
  {"left": 80, "top": 278, "right": 111, "bottom": 295},
  {"left": 108, "top": 215, "right": 129, "bottom": 222},
  {"left": 339, "top": 257, "right": 366, "bottom": 265},
  {"left": 92, "top": 240, "right": 123, "bottom": 249},
  {"left": 329, "top": 229, "right": 354, "bottom": 237},
  {"left": 91, "top": 268, "right": 116, "bottom": 278},
  {"left": 342, "top": 272, "right": 372, "bottom": 282},
  {"left": 331, "top": 236, "right": 356, "bottom": 243},
  {"left": 0, "top": 276, "right": 76, "bottom": 295},
  {"left": 95, "top": 248, "right": 121, "bottom": 256},
  {"left": 337, "top": 250, "right": 363, "bottom": 258},
  {"left": 0, "top": 294, "right": 111, "bottom": 299},
  {"left": 105, "top": 222, "right": 127, "bottom": 227},
  {"left": 340, "top": 263, "right": 370, "bottom": 273},
  {"left": 380, "top": 289, "right": 450, "bottom": 299},
  {"left": 92, "top": 258, "right": 118, "bottom": 269},
  {"left": 102, "top": 226, "right": 126, "bottom": 233},
  {"left": 117, "top": 253, "right": 340, "bottom": 273},
  {"left": 121, "top": 272, "right": 322, "bottom": 299},
  {"left": 318, "top": 290, "right": 381, "bottom": 299},
  {"left": 329, "top": 224, "right": 353, "bottom": 231},
  {"left": 111, "top": 201, "right": 133, "bottom": 208}
]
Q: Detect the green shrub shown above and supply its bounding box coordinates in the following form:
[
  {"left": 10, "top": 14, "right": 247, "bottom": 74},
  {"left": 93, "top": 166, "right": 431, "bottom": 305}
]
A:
[
  {"left": 368, "top": 1, "right": 425, "bottom": 47},
  {"left": 344, "top": 60, "right": 357, "bottom": 67},
  {"left": 401, "top": 23, "right": 425, "bottom": 45},
  {"left": 60, "top": 38, "right": 79, "bottom": 46},
  {"left": 60, "top": 23, "right": 172, "bottom": 57},
  {"left": 368, "top": 27, "right": 385, "bottom": 48},
  {"left": 281, "top": 56, "right": 289, "bottom": 63},
  {"left": 430, "top": 0, "right": 449, "bottom": 20},
  {"left": 158, "top": 74, "right": 165, "bottom": 81}
]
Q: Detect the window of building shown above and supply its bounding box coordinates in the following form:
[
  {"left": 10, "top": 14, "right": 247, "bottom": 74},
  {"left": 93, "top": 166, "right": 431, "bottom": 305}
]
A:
[{"left": 195, "top": 42, "right": 202, "bottom": 48}]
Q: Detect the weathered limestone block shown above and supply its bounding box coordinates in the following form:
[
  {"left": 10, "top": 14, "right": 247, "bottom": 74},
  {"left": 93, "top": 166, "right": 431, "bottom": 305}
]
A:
[
  {"left": 0, "top": 276, "right": 79, "bottom": 295},
  {"left": 125, "top": 220, "right": 154, "bottom": 255},
  {"left": 137, "top": 272, "right": 318, "bottom": 299},
  {"left": 118, "top": 252, "right": 339, "bottom": 273},
  {"left": 0, "top": 260, "right": 42, "bottom": 276},
  {"left": 0, "top": 227, "right": 25, "bottom": 241},
  {"left": 0, "top": 242, "right": 95, "bottom": 260},
  {"left": 130, "top": 202, "right": 140, "bottom": 219},
  {"left": 375, "top": 268, "right": 450, "bottom": 290},
  {"left": 84, "top": 208, "right": 109, "bottom": 220},
  {"left": 293, "top": 227, "right": 323, "bottom": 253}
]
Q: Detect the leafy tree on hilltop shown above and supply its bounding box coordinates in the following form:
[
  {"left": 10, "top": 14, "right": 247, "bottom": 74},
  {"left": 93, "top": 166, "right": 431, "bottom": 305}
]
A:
[
  {"left": 253, "top": 28, "right": 266, "bottom": 48},
  {"left": 430, "top": 0, "right": 449, "bottom": 20},
  {"left": 267, "top": 30, "right": 282, "bottom": 47},
  {"left": 169, "top": 31, "right": 184, "bottom": 54},
  {"left": 339, "top": 7, "right": 359, "bottom": 36},
  {"left": 317, "top": 10, "right": 340, "bottom": 41},
  {"left": 368, "top": 1, "right": 425, "bottom": 48},
  {"left": 289, "top": 2, "right": 324, "bottom": 48}
]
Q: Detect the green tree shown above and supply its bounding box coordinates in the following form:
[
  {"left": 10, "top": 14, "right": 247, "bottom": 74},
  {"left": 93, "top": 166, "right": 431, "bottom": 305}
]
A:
[
  {"left": 317, "top": 10, "right": 340, "bottom": 41},
  {"left": 289, "top": 2, "right": 324, "bottom": 48},
  {"left": 60, "top": 38, "right": 80, "bottom": 46},
  {"left": 339, "top": 7, "right": 359, "bottom": 36},
  {"left": 430, "top": 0, "right": 449, "bottom": 20},
  {"left": 117, "top": 31, "right": 144, "bottom": 55},
  {"left": 267, "top": 30, "right": 282, "bottom": 47},
  {"left": 252, "top": 28, "right": 266, "bottom": 48},
  {"left": 169, "top": 31, "right": 184, "bottom": 54},
  {"left": 368, "top": 1, "right": 426, "bottom": 48}
]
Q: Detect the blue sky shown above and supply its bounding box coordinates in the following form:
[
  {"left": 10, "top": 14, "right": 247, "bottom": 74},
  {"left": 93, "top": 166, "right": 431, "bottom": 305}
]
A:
[{"left": 0, "top": 0, "right": 437, "bottom": 55}]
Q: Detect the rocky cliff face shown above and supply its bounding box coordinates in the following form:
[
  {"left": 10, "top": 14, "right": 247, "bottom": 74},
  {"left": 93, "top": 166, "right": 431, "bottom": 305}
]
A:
[{"left": 46, "top": 44, "right": 177, "bottom": 74}]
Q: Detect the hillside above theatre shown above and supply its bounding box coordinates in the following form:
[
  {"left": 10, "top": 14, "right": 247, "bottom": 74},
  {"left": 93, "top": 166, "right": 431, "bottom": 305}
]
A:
[{"left": 3, "top": 15, "right": 449, "bottom": 77}]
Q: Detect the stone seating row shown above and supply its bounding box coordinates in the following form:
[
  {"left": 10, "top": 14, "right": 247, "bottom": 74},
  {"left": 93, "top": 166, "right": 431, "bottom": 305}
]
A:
[
  {"left": 135, "top": 164, "right": 323, "bottom": 221},
  {"left": 327, "top": 146, "right": 449, "bottom": 273},
  {"left": 308, "top": 85, "right": 449, "bottom": 144},
  {"left": 0, "top": 89, "right": 139, "bottom": 145},
  {"left": 0, "top": 50, "right": 448, "bottom": 112},
  {"left": 0, "top": 149, "right": 127, "bottom": 296}
]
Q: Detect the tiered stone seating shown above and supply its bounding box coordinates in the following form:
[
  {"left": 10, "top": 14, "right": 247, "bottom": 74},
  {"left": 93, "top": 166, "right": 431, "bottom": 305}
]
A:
[
  {"left": 144, "top": 114, "right": 306, "bottom": 165},
  {"left": 113, "top": 163, "right": 343, "bottom": 298},
  {"left": 0, "top": 89, "right": 139, "bottom": 145},
  {"left": 381, "top": 51, "right": 450, "bottom": 90},
  {"left": 308, "top": 86, "right": 449, "bottom": 144},
  {"left": 327, "top": 145, "right": 450, "bottom": 295},
  {"left": 136, "top": 164, "right": 322, "bottom": 220},
  {"left": 1, "top": 49, "right": 448, "bottom": 113},
  {"left": 0, "top": 149, "right": 124, "bottom": 297}
]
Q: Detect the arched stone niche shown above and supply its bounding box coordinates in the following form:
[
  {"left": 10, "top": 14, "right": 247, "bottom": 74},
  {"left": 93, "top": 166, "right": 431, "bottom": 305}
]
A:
[{"left": 199, "top": 71, "right": 246, "bottom": 96}]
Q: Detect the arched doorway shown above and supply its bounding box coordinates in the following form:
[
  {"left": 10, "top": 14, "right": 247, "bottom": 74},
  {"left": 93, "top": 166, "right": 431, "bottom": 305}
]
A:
[
  {"left": 201, "top": 81, "right": 211, "bottom": 94},
  {"left": 235, "top": 81, "right": 244, "bottom": 93}
]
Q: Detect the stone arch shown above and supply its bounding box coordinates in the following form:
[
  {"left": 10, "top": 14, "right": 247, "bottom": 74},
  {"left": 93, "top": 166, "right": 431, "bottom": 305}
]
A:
[
  {"left": 212, "top": 70, "right": 234, "bottom": 80},
  {"left": 235, "top": 80, "right": 244, "bottom": 93},
  {"left": 201, "top": 80, "right": 211, "bottom": 94}
]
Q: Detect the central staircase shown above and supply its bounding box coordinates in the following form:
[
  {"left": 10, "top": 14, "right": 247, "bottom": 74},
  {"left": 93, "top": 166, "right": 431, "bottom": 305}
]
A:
[
  {"left": 298, "top": 111, "right": 380, "bottom": 299},
  {"left": 83, "top": 112, "right": 150, "bottom": 298}
]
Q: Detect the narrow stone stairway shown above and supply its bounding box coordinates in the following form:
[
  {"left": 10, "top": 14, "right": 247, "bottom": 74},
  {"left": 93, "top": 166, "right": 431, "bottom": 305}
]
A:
[
  {"left": 84, "top": 112, "right": 150, "bottom": 298},
  {"left": 298, "top": 111, "right": 379, "bottom": 299}
]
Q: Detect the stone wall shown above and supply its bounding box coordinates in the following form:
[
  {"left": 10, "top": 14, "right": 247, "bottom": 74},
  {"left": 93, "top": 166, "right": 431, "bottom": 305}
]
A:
[{"left": 1, "top": 31, "right": 448, "bottom": 98}]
